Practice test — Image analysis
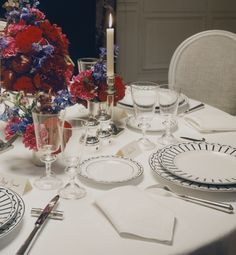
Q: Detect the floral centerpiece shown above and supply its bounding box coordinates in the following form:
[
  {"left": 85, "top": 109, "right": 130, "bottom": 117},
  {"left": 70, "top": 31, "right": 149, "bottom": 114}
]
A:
[
  {"left": 0, "top": 0, "right": 74, "bottom": 150},
  {"left": 0, "top": 0, "right": 126, "bottom": 152},
  {"left": 69, "top": 47, "right": 126, "bottom": 105},
  {"left": 0, "top": 0, "right": 73, "bottom": 93}
]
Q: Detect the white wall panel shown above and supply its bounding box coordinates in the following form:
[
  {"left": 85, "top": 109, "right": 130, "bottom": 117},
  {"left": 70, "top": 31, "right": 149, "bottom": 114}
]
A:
[{"left": 117, "top": 0, "right": 236, "bottom": 83}]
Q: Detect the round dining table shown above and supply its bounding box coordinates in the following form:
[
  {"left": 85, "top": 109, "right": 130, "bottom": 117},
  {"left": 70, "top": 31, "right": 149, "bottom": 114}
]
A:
[{"left": 1, "top": 99, "right": 236, "bottom": 255}]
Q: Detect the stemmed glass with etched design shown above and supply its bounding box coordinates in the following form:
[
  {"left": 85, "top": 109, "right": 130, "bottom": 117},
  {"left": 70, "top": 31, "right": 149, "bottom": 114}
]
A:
[
  {"left": 157, "top": 85, "right": 180, "bottom": 145},
  {"left": 59, "top": 118, "right": 88, "bottom": 199},
  {"left": 32, "top": 111, "right": 64, "bottom": 190},
  {"left": 131, "top": 81, "right": 158, "bottom": 151}
]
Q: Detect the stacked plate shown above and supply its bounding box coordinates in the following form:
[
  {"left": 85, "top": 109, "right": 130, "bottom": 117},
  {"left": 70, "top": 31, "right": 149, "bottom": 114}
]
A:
[
  {"left": 149, "top": 142, "right": 236, "bottom": 192},
  {"left": 0, "top": 187, "right": 25, "bottom": 238}
]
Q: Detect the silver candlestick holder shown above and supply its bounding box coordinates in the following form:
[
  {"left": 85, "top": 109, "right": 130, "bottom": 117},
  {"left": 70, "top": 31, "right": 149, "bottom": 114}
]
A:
[{"left": 106, "top": 75, "right": 124, "bottom": 136}]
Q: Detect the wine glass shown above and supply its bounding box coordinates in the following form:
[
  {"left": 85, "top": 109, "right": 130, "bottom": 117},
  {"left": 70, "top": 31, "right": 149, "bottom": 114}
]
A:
[
  {"left": 32, "top": 111, "right": 64, "bottom": 190},
  {"left": 130, "top": 81, "right": 158, "bottom": 151},
  {"left": 59, "top": 118, "right": 88, "bottom": 199},
  {"left": 157, "top": 85, "right": 180, "bottom": 145}
]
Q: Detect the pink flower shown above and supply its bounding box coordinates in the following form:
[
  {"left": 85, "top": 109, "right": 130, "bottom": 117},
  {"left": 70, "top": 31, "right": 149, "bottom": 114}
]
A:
[
  {"left": 4, "top": 117, "right": 21, "bottom": 140},
  {"left": 1, "top": 37, "right": 18, "bottom": 58},
  {"left": 69, "top": 71, "right": 97, "bottom": 101},
  {"left": 6, "top": 21, "right": 27, "bottom": 36},
  {"left": 22, "top": 124, "right": 37, "bottom": 150}
]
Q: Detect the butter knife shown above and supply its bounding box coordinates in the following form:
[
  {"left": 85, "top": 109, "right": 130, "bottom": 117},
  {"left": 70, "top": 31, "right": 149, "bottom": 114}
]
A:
[{"left": 16, "top": 195, "right": 60, "bottom": 255}]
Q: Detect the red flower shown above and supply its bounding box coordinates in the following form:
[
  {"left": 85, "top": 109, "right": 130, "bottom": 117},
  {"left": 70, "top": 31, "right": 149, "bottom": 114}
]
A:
[
  {"left": 31, "top": 8, "right": 45, "bottom": 21},
  {"left": 33, "top": 73, "right": 52, "bottom": 92},
  {"left": 69, "top": 71, "right": 97, "bottom": 101},
  {"left": 13, "top": 76, "right": 35, "bottom": 93},
  {"left": 12, "top": 55, "right": 31, "bottom": 74},
  {"left": 1, "top": 69, "right": 16, "bottom": 90},
  {"left": 23, "top": 124, "right": 37, "bottom": 150},
  {"left": 40, "top": 20, "right": 69, "bottom": 55},
  {"left": 15, "top": 25, "right": 42, "bottom": 53},
  {"left": 98, "top": 76, "right": 126, "bottom": 104}
]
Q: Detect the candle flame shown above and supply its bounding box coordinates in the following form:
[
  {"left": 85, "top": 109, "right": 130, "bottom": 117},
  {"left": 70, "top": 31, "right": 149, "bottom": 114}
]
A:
[{"left": 109, "top": 13, "right": 113, "bottom": 28}]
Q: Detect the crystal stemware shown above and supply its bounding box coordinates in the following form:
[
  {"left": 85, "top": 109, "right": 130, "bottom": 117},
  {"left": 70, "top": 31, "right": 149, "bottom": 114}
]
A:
[
  {"left": 130, "top": 81, "right": 158, "bottom": 151},
  {"left": 32, "top": 111, "right": 63, "bottom": 190},
  {"left": 77, "top": 57, "right": 98, "bottom": 72},
  {"left": 59, "top": 118, "right": 88, "bottom": 199},
  {"left": 157, "top": 85, "right": 180, "bottom": 145}
]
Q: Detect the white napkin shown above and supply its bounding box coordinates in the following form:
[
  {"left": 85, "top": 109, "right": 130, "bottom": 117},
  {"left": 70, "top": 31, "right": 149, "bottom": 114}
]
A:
[
  {"left": 95, "top": 186, "right": 175, "bottom": 243},
  {"left": 184, "top": 112, "right": 236, "bottom": 132}
]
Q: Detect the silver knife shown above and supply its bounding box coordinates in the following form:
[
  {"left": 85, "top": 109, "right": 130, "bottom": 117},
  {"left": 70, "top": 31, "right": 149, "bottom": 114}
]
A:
[{"left": 16, "top": 195, "right": 60, "bottom": 255}]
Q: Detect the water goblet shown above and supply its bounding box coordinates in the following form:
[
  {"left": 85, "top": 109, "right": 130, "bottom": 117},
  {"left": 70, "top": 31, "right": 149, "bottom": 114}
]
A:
[
  {"left": 59, "top": 118, "right": 88, "bottom": 199},
  {"left": 157, "top": 85, "right": 180, "bottom": 145},
  {"left": 77, "top": 57, "right": 98, "bottom": 72},
  {"left": 32, "top": 111, "right": 64, "bottom": 190},
  {"left": 130, "top": 81, "right": 158, "bottom": 151}
]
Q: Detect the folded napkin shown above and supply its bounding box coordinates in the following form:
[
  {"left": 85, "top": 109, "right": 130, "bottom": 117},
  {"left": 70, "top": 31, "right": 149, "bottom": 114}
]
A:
[
  {"left": 184, "top": 112, "right": 236, "bottom": 132},
  {"left": 95, "top": 186, "right": 175, "bottom": 243}
]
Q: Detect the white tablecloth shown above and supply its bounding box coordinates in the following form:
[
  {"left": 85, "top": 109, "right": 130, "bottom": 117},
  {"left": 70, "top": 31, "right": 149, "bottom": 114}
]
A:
[{"left": 1, "top": 100, "right": 236, "bottom": 255}]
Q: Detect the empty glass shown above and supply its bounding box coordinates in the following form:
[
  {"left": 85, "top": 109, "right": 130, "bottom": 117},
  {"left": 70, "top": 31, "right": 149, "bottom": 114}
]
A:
[
  {"left": 32, "top": 111, "right": 64, "bottom": 190},
  {"left": 77, "top": 57, "right": 98, "bottom": 72},
  {"left": 59, "top": 118, "right": 88, "bottom": 199},
  {"left": 131, "top": 81, "right": 158, "bottom": 150},
  {"left": 157, "top": 85, "right": 180, "bottom": 145}
]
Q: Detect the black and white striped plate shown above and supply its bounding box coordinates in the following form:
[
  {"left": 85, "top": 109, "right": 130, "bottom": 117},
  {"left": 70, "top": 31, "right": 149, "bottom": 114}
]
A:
[
  {"left": 149, "top": 149, "right": 236, "bottom": 192},
  {"left": 0, "top": 191, "right": 25, "bottom": 238},
  {"left": 158, "top": 142, "right": 236, "bottom": 185},
  {"left": 0, "top": 188, "right": 19, "bottom": 229}
]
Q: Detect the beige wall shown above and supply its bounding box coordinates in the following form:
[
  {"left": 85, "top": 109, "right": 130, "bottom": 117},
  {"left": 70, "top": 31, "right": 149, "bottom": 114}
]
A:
[{"left": 116, "top": 0, "right": 236, "bottom": 84}]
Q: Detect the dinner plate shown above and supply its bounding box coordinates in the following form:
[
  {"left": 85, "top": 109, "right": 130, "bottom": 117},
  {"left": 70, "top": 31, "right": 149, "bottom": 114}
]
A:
[
  {"left": 79, "top": 155, "right": 143, "bottom": 184},
  {"left": 0, "top": 188, "right": 19, "bottom": 230},
  {"left": 0, "top": 192, "right": 25, "bottom": 239},
  {"left": 118, "top": 86, "right": 188, "bottom": 110},
  {"left": 149, "top": 150, "right": 236, "bottom": 192},
  {"left": 158, "top": 142, "right": 236, "bottom": 185},
  {"left": 126, "top": 115, "right": 176, "bottom": 132}
]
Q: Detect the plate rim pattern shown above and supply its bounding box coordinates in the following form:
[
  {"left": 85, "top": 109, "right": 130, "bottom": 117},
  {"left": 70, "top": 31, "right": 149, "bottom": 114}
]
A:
[
  {"left": 158, "top": 142, "right": 236, "bottom": 185},
  {"left": 0, "top": 188, "right": 19, "bottom": 229},
  {"left": 0, "top": 191, "right": 25, "bottom": 239},
  {"left": 79, "top": 155, "right": 143, "bottom": 184}
]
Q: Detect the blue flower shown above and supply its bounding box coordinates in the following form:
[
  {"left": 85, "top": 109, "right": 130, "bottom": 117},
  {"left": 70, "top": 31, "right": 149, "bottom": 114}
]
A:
[
  {"left": 6, "top": 10, "right": 20, "bottom": 23},
  {"left": 31, "top": 43, "right": 54, "bottom": 71},
  {"left": 20, "top": 7, "right": 33, "bottom": 22},
  {"left": 52, "top": 89, "right": 75, "bottom": 113}
]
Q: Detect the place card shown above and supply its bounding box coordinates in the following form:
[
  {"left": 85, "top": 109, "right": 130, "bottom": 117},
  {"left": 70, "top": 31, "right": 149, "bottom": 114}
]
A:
[
  {"left": 116, "top": 141, "right": 143, "bottom": 158},
  {"left": 0, "top": 173, "right": 32, "bottom": 195}
]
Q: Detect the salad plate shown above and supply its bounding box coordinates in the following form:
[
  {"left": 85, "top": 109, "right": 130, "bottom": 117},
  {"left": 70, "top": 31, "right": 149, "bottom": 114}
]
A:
[{"left": 79, "top": 155, "right": 143, "bottom": 184}]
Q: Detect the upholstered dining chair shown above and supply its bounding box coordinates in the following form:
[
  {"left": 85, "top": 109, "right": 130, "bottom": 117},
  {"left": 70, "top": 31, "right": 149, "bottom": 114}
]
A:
[{"left": 168, "top": 30, "right": 236, "bottom": 115}]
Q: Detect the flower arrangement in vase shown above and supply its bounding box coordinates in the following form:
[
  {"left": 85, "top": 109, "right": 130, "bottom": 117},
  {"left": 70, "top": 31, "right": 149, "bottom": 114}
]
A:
[
  {"left": 0, "top": 0, "right": 74, "bottom": 150},
  {"left": 69, "top": 47, "right": 126, "bottom": 107}
]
